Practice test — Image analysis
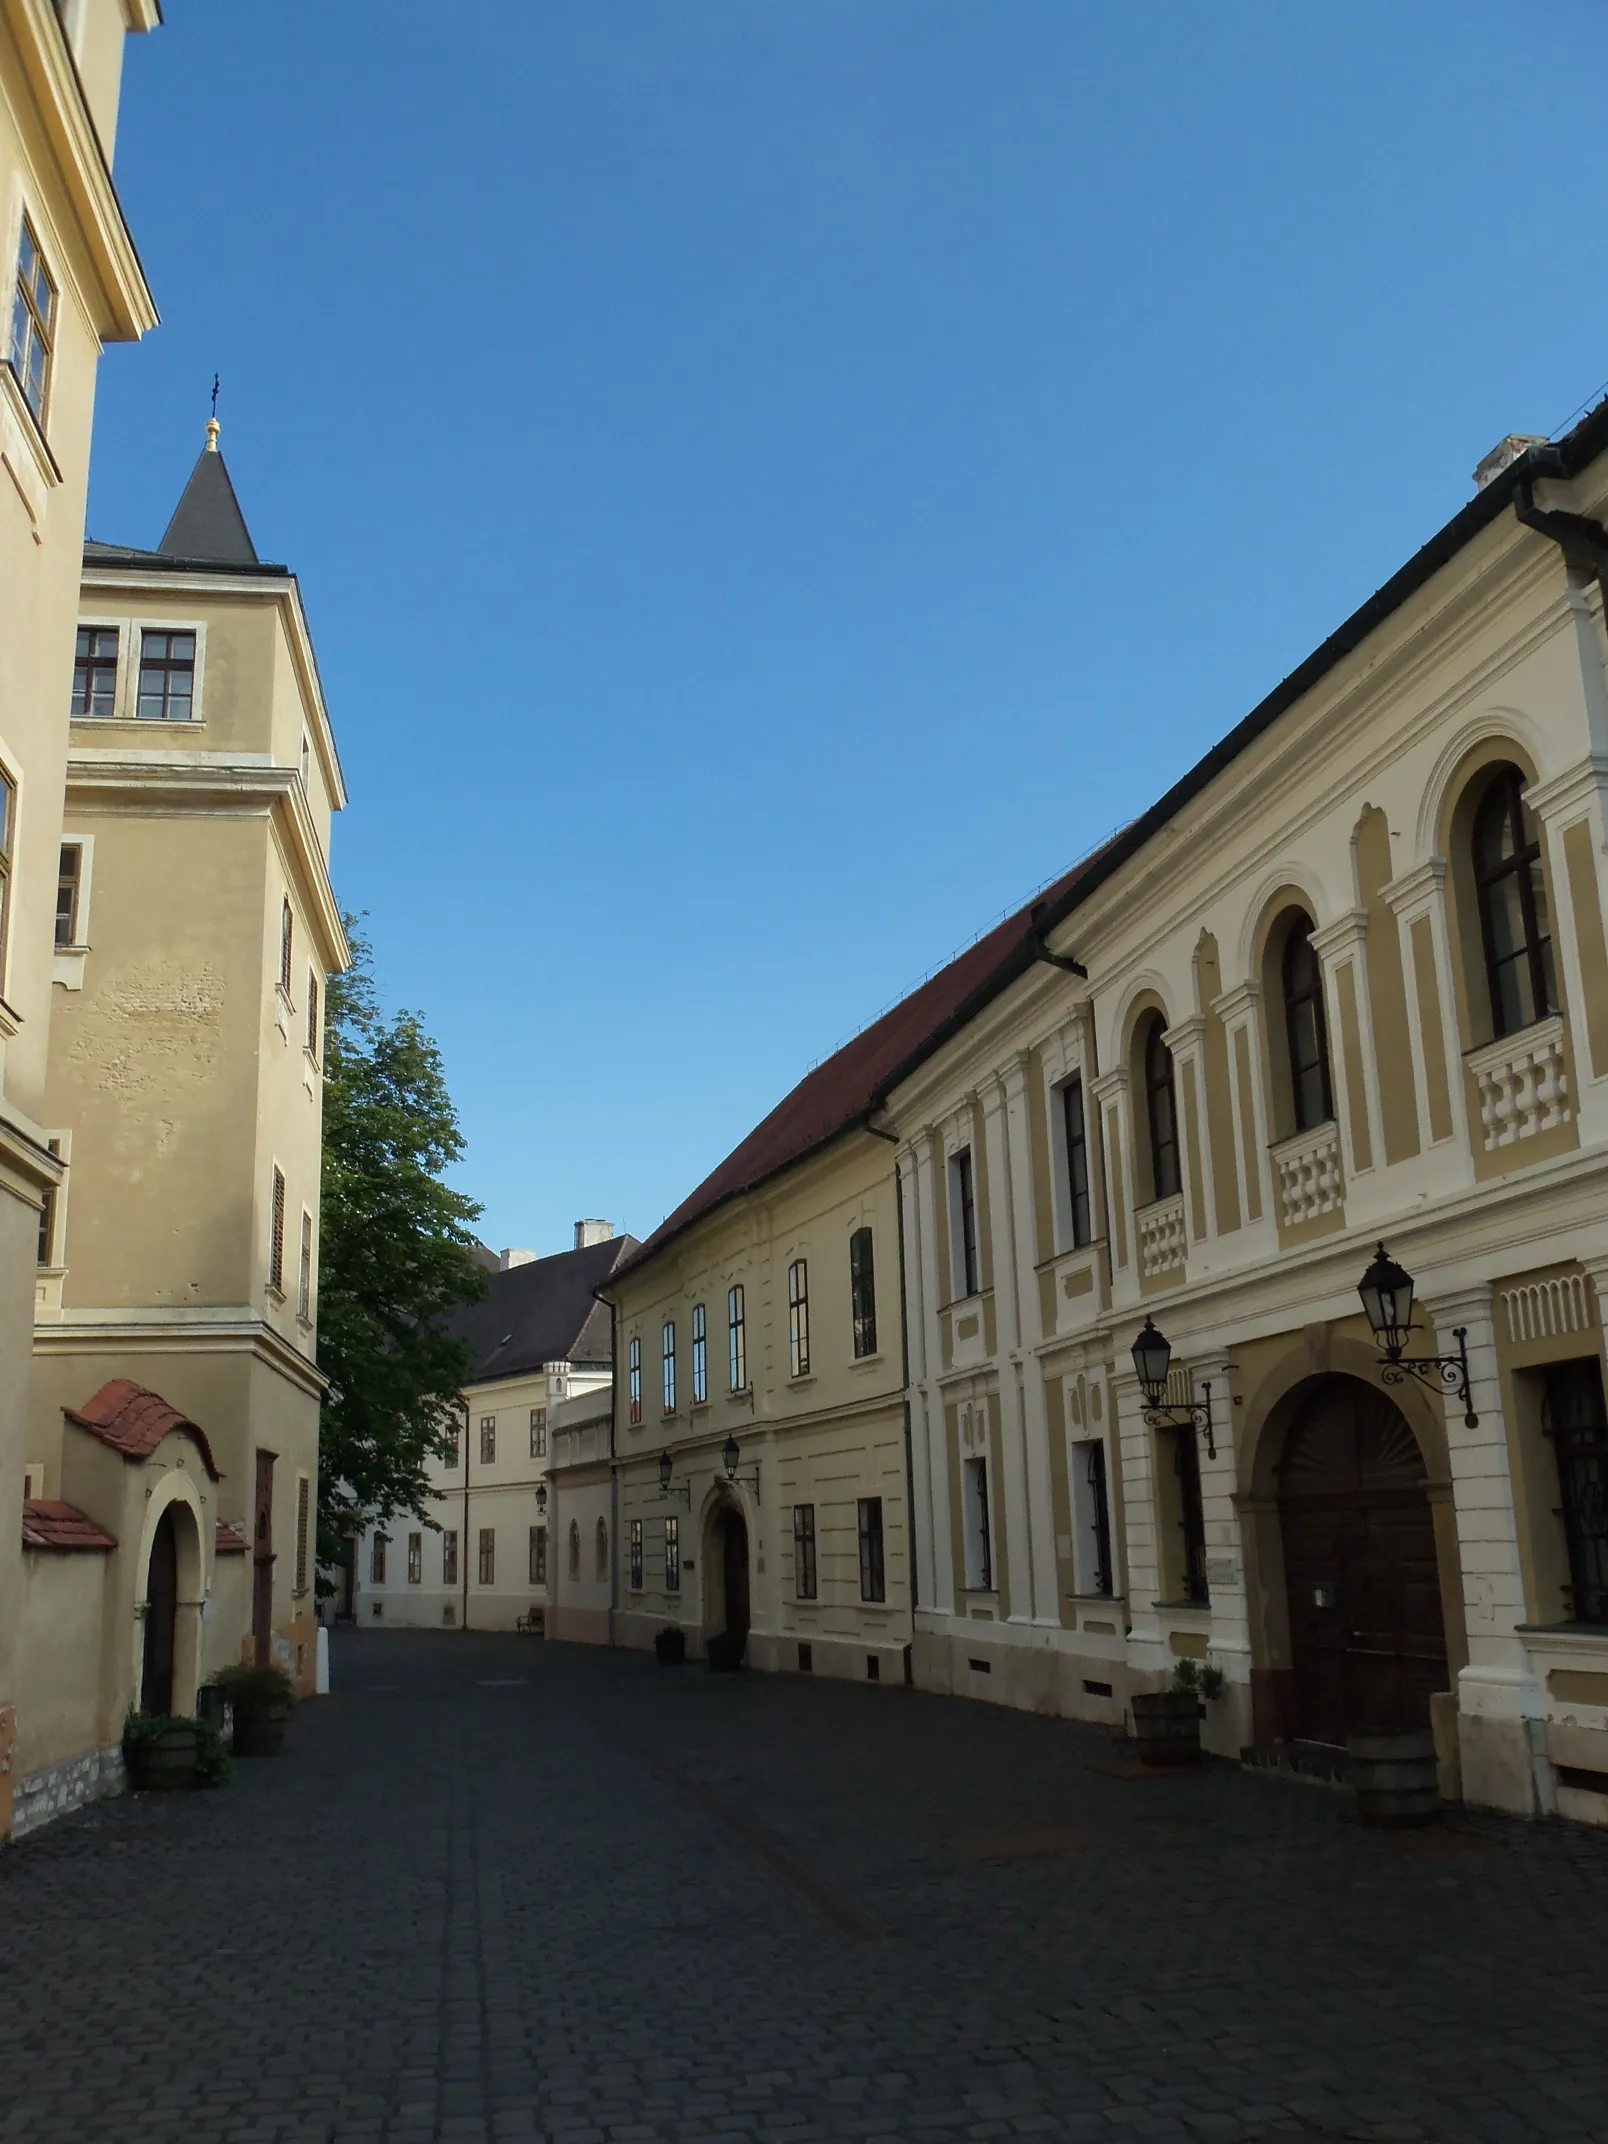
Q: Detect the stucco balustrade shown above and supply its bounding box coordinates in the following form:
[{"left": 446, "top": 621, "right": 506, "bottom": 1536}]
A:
[
  {"left": 1466, "top": 1016, "right": 1571, "bottom": 1150},
  {"left": 1136, "top": 1193, "right": 1186, "bottom": 1279},
  {"left": 1270, "top": 1119, "right": 1343, "bottom": 1227}
]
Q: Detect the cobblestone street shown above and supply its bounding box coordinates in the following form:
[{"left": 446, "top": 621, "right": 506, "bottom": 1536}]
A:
[{"left": 5, "top": 1633, "right": 1608, "bottom": 2144}]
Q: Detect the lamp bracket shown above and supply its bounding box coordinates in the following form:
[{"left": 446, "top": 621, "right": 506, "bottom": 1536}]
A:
[
  {"left": 1378, "top": 1326, "right": 1478, "bottom": 1427},
  {"left": 1141, "top": 1380, "right": 1217, "bottom": 1461},
  {"left": 724, "top": 1462, "right": 761, "bottom": 1497},
  {"left": 658, "top": 1477, "right": 692, "bottom": 1507}
]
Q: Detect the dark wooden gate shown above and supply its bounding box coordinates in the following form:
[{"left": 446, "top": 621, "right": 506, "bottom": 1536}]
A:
[
  {"left": 141, "top": 1507, "right": 179, "bottom": 1716},
  {"left": 1278, "top": 1378, "right": 1446, "bottom": 1745},
  {"left": 721, "top": 1510, "right": 750, "bottom": 1642},
  {"left": 253, "top": 1448, "right": 277, "bottom": 1668}
]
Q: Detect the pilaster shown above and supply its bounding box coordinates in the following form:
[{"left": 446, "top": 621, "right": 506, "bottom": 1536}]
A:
[
  {"left": 1309, "top": 907, "right": 1384, "bottom": 1185},
  {"left": 980, "top": 1077, "right": 1034, "bottom": 1622}
]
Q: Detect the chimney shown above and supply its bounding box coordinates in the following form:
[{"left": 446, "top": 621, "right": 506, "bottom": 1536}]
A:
[
  {"left": 499, "top": 1248, "right": 537, "bottom": 1270},
  {"left": 1473, "top": 434, "right": 1547, "bottom": 492},
  {"left": 574, "top": 1219, "right": 615, "bottom": 1249}
]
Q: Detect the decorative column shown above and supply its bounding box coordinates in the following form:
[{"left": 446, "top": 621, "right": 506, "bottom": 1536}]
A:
[
  {"left": 1382, "top": 861, "right": 1471, "bottom": 1158},
  {"left": 981, "top": 1076, "right": 1034, "bottom": 1624},
  {"left": 906, "top": 1130, "right": 954, "bottom": 1618},
  {"left": 1160, "top": 1014, "right": 1215, "bottom": 1252},
  {"left": 1308, "top": 908, "right": 1385, "bottom": 1185},
  {"left": 1210, "top": 980, "right": 1273, "bottom": 1235},
  {"left": 1000, "top": 1053, "right": 1061, "bottom": 1624},
  {"left": 1111, "top": 1363, "right": 1165, "bottom": 1668},
  {"left": 1090, "top": 1067, "right": 1135, "bottom": 1304}
]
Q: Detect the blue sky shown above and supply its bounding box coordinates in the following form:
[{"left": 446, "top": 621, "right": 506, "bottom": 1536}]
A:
[{"left": 89, "top": 1, "right": 1608, "bottom": 1256}]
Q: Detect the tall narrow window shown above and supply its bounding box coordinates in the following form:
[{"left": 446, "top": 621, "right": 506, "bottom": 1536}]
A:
[
  {"left": 36, "top": 1171, "right": 56, "bottom": 1268},
  {"left": 1143, "top": 1017, "right": 1181, "bottom": 1201},
  {"left": 1281, "top": 915, "right": 1333, "bottom": 1131},
  {"left": 296, "top": 1478, "right": 312, "bottom": 1594},
  {"left": 529, "top": 1406, "right": 547, "bottom": 1458},
  {"left": 849, "top": 1228, "right": 877, "bottom": 1358},
  {"left": 9, "top": 219, "right": 55, "bottom": 427},
  {"left": 595, "top": 1517, "right": 608, "bottom": 1579},
  {"left": 0, "top": 767, "right": 15, "bottom": 983},
  {"left": 691, "top": 1302, "right": 708, "bottom": 1403},
  {"left": 55, "top": 844, "right": 82, "bottom": 948},
  {"left": 963, "top": 1456, "right": 992, "bottom": 1591},
  {"left": 857, "top": 1496, "right": 886, "bottom": 1602},
  {"left": 72, "top": 627, "right": 118, "bottom": 718},
  {"left": 1075, "top": 1438, "right": 1114, "bottom": 1598},
  {"left": 629, "top": 1517, "right": 644, "bottom": 1591},
  {"left": 136, "top": 630, "right": 196, "bottom": 721},
  {"left": 442, "top": 1530, "right": 459, "bottom": 1586},
  {"left": 1173, "top": 1428, "right": 1208, "bottom": 1604},
  {"left": 371, "top": 1533, "right": 387, "bottom": 1585},
  {"left": 661, "top": 1320, "right": 676, "bottom": 1412},
  {"left": 1474, "top": 765, "right": 1557, "bottom": 1039},
  {"left": 406, "top": 1531, "right": 422, "bottom": 1586},
  {"left": 1062, "top": 1077, "right": 1092, "bottom": 1247},
  {"left": 793, "top": 1504, "right": 817, "bottom": 1598},
  {"left": 279, "top": 898, "right": 294, "bottom": 996},
  {"left": 1544, "top": 1358, "right": 1608, "bottom": 1624},
  {"left": 628, "top": 1335, "right": 642, "bottom": 1424},
  {"left": 479, "top": 1415, "right": 496, "bottom": 1464},
  {"left": 568, "top": 1519, "right": 581, "bottom": 1578},
  {"left": 951, "top": 1149, "right": 980, "bottom": 1297},
  {"left": 306, "top": 971, "right": 320, "bottom": 1057},
  {"left": 297, "top": 1211, "right": 313, "bottom": 1320},
  {"left": 529, "top": 1525, "right": 547, "bottom": 1584},
  {"left": 478, "top": 1528, "right": 496, "bottom": 1585},
  {"left": 664, "top": 1515, "right": 680, "bottom": 1593},
  {"left": 444, "top": 1422, "right": 461, "bottom": 1468},
  {"left": 728, "top": 1285, "right": 746, "bottom": 1390},
  {"left": 787, "top": 1259, "right": 810, "bottom": 1377},
  {"left": 268, "top": 1167, "right": 286, "bottom": 1293}
]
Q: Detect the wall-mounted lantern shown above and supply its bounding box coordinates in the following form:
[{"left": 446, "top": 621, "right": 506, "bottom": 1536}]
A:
[
  {"left": 721, "top": 1434, "right": 761, "bottom": 1496},
  {"left": 1357, "top": 1242, "right": 1477, "bottom": 1426},
  {"left": 657, "top": 1449, "right": 690, "bottom": 1505},
  {"left": 1130, "top": 1316, "right": 1218, "bottom": 1459}
]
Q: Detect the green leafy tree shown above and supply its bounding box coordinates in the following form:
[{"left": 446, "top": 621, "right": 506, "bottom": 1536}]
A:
[{"left": 316, "top": 922, "right": 486, "bottom": 1577}]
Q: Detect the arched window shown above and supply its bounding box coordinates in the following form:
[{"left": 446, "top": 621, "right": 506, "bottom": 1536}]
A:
[
  {"left": 595, "top": 1516, "right": 608, "bottom": 1580},
  {"left": 1281, "top": 915, "right": 1333, "bottom": 1131},
  {"left": 1142, "top": 1015, "right": 1181, "bottom": 1201},
  {"left": 568, "top": 1519, "right": 580, "bottom": 1579},
  {"left": 1474, "top": 765, "right": 1557, "bottom": 1038}
]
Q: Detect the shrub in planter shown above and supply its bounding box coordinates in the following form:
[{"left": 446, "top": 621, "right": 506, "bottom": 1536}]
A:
[
  {"left": 193, "top": 1719, "right": 233, "bottom": 1787},
  {"left": 1130, "top": 1657, "right": 1226, "bottom": 1766},
  {"left": 209, "top": 1663, "right": 296, "bottom": 1756},
  {"left": 122, "top": 1711, "right": 200, "bottom": 1791},
  {"left": 653, "top": 1626, "right": 686, "bottom": 1666}
]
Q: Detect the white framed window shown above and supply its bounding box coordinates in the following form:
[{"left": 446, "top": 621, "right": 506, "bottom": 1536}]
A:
[
  {"left": 628, "top": 1336, "right": 642, "bottom": 1424},
  {"left": 9, "top": 217, "right": 55, "bottom": 430},
  {"left": 137, "top": 628, "right": 199, "bottom": 721},
  {"left": 962, "top": 1454, "right": 993, "bottom": 1591},
  {"left": 662, "top": 1320, "right": 676, "bottom": 1413},
  {"left": 71, "top": 626, "right": 121, "bottom": 718},
  {"left": 691, "top": 1303, "right": 707, "bottom": 1404},
  {"left": 787, "top": 1259, "right": 810, "bottom": 1377},
  {"left": 279, "top": 898, "right": 294, "bottom": 999},
  {"left": 297, "top": 1210, "right": 314, "bottom": 1321},
  {"left": 1071, "top": 1437, "right": 1115, "bottom": 1597},
  {"left": 268, "top": 1165, "right": 287, "bottom": 1295},
  {"left": 728, "top": 1285, "right": 746, "bottom": 1391},
  {"left": 305, "top": 970, "right": 320, "bottom": 1059},
  {"left": 949, "top": 1149, "right": 979, "bottom": 1298}
]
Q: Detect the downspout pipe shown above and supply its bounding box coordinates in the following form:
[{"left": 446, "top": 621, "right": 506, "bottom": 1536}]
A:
[{"left": 1515, "top": 462, "right": 1608, "bottom": 616}]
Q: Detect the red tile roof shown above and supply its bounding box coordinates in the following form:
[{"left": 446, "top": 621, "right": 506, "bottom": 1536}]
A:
[
  {"left": 614, "top": 847, "right": 1113, "bottom": 1278},
  {"left": 63, "top": 1378, "right": 221, "bottom": 1481},
  {"left": 214, "top": 1520, "right": 249, "bottom": 1555},
  {"left": 22, "top": 1499, "right": 116, "bottom": 1552}
]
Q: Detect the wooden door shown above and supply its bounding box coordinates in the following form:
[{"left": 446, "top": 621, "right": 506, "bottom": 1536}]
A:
[
  {"left": 722, "top": 1510, "right": 750, "bottom": 1641},
  {"left": 141, "top": 1507, "right": 178, "bottom": 1716},
  {"left": 1278, "top": 1379, "right": 1446, "bottom": 1745},
  {"left": 253, "top": 1449, "right": 277, "bottom": 1668}
]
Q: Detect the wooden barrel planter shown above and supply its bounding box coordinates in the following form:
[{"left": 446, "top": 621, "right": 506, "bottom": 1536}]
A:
[
  {"left": 126, "top": 1718, "right": 200, "bottom": 1791},
  {"left": 1348, "top": 1730, "right": 1441, "bottom": 1828},
  {"left": 232, "top": 1699, "right": 291, "bottom": 1758},
  {"left": 1130, "top": 1689, "right": 1202, "bottom": 1766}
]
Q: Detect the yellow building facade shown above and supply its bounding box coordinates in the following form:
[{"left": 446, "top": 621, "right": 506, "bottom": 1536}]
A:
[{"left": 0, "top": 0, "right": 159, "bottom": 1836}]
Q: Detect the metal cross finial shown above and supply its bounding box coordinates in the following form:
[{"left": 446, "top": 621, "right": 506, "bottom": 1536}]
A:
[{"left": 206, "top": 374, "right": 221, "bottom": 452}]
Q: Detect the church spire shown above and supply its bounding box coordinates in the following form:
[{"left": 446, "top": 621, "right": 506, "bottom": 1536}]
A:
[{"left": 157, "top": 396, "right": 259, "bottom": 565}]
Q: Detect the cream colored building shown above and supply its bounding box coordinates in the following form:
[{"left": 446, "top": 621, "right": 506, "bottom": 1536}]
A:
[
  {"left": 13, "top": 427, "right": 348, "bottom": 1832},
  {"left": 0, "top": 0, "right": 159, "bottom": 1837},
  {"left": 353, "top": 1226, "right": 633, "bottom": 1634},
  {"left": 882, "top": 411, "right": 1608, "bottom": 1823}
]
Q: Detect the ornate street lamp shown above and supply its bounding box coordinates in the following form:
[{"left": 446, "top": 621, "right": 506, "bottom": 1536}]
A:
[
  {"left": 657, "top": 1449, "right": 690, "bottom": 1505},
  {"left": 721, "top": 1434, "right": 761, "bottom": 1495},
  {"left": 534, "top": 1483, "right": 548, "bottom": 1517},
  {"left": 1130, "top": 1316, "right": 1217, "bottom": 1459},
  {"left": 1357, "top": 1243, "right": 1477, "bottom": 1426}
]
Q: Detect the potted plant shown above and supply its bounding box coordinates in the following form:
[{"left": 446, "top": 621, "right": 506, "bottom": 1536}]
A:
[
  {"left": 1130, "top": 1656, "right": 1225, "bottom": 1765},
  {"left": 210, "top": 1663, "right": 296, "bottom": 1756},
  {"left": 122, "top": 1710, "right": 200, "bottom": 1791},
  {"left": 653, "top": 1625, "right": 686, "bottom": 1666}
]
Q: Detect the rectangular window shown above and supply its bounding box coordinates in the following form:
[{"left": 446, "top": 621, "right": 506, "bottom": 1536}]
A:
[
  {"left": 9, "top": 218, "right": 55, "bottom": 427},
  {"left": 268, "top": 1166, "right": 286, "bottom": 1293},
  {"left": 442, "top": 1529, "right": 459, "bottom": 1586},
  {"left": 297, "top": 1211, "right": 313, "bottom": 1321},
  {"left": 662, "top": 1320, "right": 676, "bottom": 1412},
  {"left": 136, "top": 630, "right": 196, "bottom": 721},
  {"left": 306, "top": 971, "right": 320, "bottom": 1057},
  {"left": 36, "top": 1136, "right": 60, "bottom": 1267},
  {"left": 1072, "top": 1438, "right": 1114, "bottom": 1597},
  {"left": 529, "top": 1525, "right": 547, "bottom": 1584},
  {"left": 1062, "top": 1077, "right": 1092, "bottom": 1248},
  {"left": 1171, "top": 1427, "right": 1209, "bottom": 1605},
  {"left": 691, "top": 1303, "right": 708, "bottom": 1403},
  {"left": 480, "top": 1415, "right": 496, "bottom": 1465},
  {"left": 72, "top": 626, "right": 118, "bottom": 718},
  {"left": 444, "top": 1422, "right": 461, "bottom": 1468},
  {"left": 792, "top": 1503, "right": 817, "bottom": 1599},
  {"left": 371, "top": 1533, "right": 387, "bottom": 1585},
  {"left": 407, "top": 1531, "right": 422, "bottom": 1586},
  {"left": 850, "top": 1227, "right": 877, "bottom": 1358},
  {"left": 478, "top": 1528, "right": 495, "bottom": 1585},
  {"left": 1544, "top": 1358, "right": 1608, "bottom": 1624},
  {"left": 963, "top": 1456, "right": 992, "bottom": 1591},
  {"left": 787, "top": 1259, "right": 810, "bottom": 1377},
  {"left": 664, "top": 1515, "right": 680, "bottom": 1593},
  {"left": 728, "top": 1285, "right": 746, "bottom": 1390},
  {"left": 279, "top": 897, "right": 294, "bottom": 996},
  {"left": 629, "top": 1517, "right": 643, "bottom": 1591},
  {"left": 0, "top": 767, "right": 15, "bottom": 984},
  {"left": 296, "top": 1478, "right": 311, "bottom": 1594},
  {"left": 951, "top": 1149, "right": 980, "bottom": 1298},
  {"left": 857, "top": 1496, "right": 886, "bottom": 1603},
  {"left": 628, "top": 1335, "right": 642, "bottom": 1425},
  {"left": 55, "top": 843, "right": 82, "bottom": 948},
  {"left": 529, "top": 1406, "right": 547, "bottom": 1458}
]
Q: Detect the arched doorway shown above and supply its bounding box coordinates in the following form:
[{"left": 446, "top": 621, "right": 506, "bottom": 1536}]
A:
[
  {"left": 141, "top": 1506, "right": 179, "bottom": 1716},
  {"left": 1277, "top": 1377, "right": 1447, "bottom": 1745},
  {"left": 718, "top": 1505, "right": 750, "bottom": 1645}
]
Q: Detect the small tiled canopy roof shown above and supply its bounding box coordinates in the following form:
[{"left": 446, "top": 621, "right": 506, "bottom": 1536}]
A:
[
  {"left": 63, "top": 1378, "right": 220, "bottom": 1481},
  {"left": 214, "top": 1520, "right": 249, "bottom": 1555},
  {"left": 23, "top": 1499, "right": 116, "bottom": 1552}
]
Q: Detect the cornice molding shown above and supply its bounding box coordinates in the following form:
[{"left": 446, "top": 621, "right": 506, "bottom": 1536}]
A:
[{"left": 33, "top": 1310, "right": 327, "bottom": 1398}]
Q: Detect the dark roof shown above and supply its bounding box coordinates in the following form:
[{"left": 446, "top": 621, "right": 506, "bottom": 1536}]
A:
[
  {"left": 63, "top": 1378, "right": 221, "bottom": 1481},
  {"left": 215, "top": 1520, "right": 249, "bottom": 1556},
  {"left": 22, "top": 1500, "right": 116, "bottom": 1552},
  {"left": 447, "top": 1236, "right": 640, "bottom": 1384},
  {"left": 83, "top": 538, "right": 289, "bottom": 577},
  {"left": 158, "top": 442, "right": 259, "bottom": 565},
  {"left": 613, "top": 843, "right": 1114, "bottom": 1279}
]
